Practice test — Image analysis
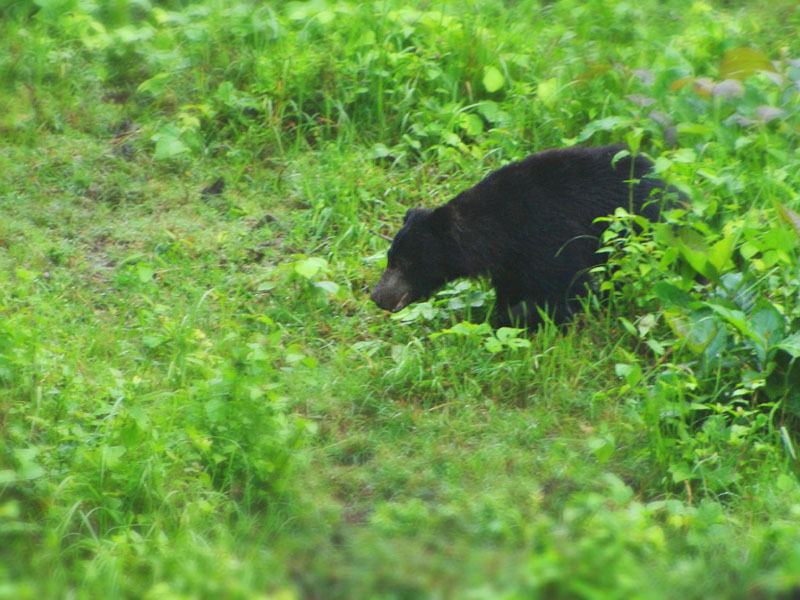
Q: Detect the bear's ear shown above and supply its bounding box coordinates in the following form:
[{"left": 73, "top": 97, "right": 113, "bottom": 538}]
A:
[
  {"left": 427, "top": 205, "right": 454, "bottom": 235},
  {"left": 403, "top": 208, "right": 431, "bottom": 224}
]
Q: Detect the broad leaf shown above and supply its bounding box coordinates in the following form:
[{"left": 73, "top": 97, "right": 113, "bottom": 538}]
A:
[
  {"left": 720, "top": 48, "right": 773, "bottom": 80},
  {"left": 482, "top": 66, "right": 505, "bottom": 93},
  {"left": 776, "top": 202, "right": 800, "bottom": 241}
]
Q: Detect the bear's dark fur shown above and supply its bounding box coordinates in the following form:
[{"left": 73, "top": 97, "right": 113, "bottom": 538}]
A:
[{"left": 371, "top": 144, "right": 668, "bottom": 327}]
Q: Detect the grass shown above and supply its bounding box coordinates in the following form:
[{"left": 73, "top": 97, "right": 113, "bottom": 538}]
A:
[{"left": 2, "top": 0, "right": 800, "bottom": 598}]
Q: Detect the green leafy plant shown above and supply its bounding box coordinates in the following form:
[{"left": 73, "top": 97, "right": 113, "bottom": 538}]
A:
[{"left": 4, "top": 0, "right": 800, "bottom": 597}]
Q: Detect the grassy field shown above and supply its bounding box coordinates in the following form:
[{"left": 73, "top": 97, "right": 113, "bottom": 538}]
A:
[{"left": 2, "top": 0, "right": 800, "bottom": 598}]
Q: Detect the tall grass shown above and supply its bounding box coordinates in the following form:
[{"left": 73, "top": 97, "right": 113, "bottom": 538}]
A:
[{"left": 2, "top": 0, "right": 800, "bottom": 597}]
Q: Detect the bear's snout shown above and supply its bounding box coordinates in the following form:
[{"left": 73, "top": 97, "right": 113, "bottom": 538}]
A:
[{"left": 371, "top": 268, "right": 413, "bottom": 312}]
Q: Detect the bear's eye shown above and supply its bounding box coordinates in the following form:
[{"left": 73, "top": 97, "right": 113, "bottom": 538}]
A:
[
  {"left": 386, "top": 249, "right": 410, "bottom": 272},
  {"left": 387, "top": 256, "right": 403, "bottom": 270}
]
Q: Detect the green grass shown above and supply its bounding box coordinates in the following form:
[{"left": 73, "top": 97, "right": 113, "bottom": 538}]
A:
[{"left": 2, "top": 0, "right": 800, "bottom": 598}]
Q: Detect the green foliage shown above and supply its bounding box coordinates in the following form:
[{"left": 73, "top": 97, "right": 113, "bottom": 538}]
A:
[
  {"left": 595, "top": 130, "right": 800, "bottom": 495},
  {"left": 2, "top": 0, "right": 800, "bottom": 597}
]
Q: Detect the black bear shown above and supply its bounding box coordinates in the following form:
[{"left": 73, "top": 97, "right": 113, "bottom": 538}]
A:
[{"left": 370, "top": 144, "right": 669, "bottom": 328}]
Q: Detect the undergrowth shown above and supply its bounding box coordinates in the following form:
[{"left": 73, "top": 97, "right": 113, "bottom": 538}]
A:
[{"left": 2, "top": 0, "right": 800, "bottom": 598}]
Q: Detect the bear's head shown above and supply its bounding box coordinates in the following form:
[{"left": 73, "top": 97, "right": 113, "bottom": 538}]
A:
[{"left": 371, "top": 207, "right": 455, "bottom": 313}]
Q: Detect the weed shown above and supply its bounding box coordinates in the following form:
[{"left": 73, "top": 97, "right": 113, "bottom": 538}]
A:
[{"left": 2, "top": 0, "right": 800, "bottom": 597}]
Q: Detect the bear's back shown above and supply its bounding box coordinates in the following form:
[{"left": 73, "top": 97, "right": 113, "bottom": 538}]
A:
[{"left": 467, "top": 144, "right": 662, "bottom": 225}]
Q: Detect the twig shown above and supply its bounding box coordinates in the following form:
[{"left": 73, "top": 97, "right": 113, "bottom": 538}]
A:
[{"left": 369, "top": 229, "right": 394, "bottom": 243}]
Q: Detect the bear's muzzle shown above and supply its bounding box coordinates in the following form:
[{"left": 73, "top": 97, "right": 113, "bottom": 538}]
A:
[{"left": 371, "top": 268, "right": 413, "bottom": 312}]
